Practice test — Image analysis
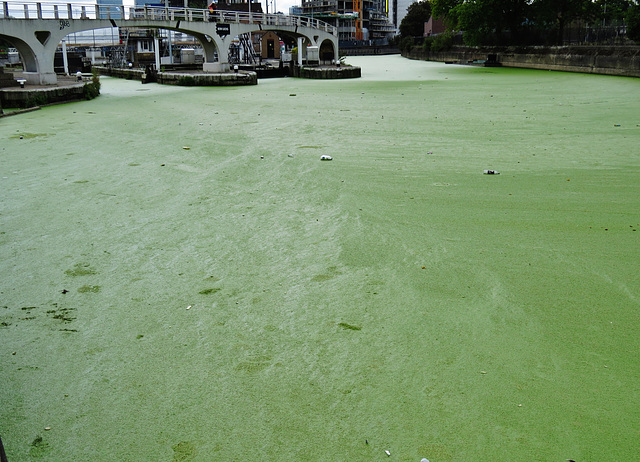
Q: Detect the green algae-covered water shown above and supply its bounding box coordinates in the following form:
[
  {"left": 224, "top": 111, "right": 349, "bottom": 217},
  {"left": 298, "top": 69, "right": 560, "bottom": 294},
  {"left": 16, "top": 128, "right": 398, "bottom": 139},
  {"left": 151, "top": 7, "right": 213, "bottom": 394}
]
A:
[{"left": 1, "top": 56, "right": 639, "bottom": 461}]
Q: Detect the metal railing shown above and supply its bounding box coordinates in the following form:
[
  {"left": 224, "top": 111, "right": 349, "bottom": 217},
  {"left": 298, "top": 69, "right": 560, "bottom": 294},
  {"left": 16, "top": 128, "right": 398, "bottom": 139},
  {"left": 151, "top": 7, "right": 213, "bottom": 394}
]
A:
[
  {"left": 130, "top": 6, "right": 336, "bottom": 35},
  {"left": 0, "top": 2, "right": 338, "bottom": 35},
  {"left": 1, "top": 2, "right": 124, "bottom": 19}
]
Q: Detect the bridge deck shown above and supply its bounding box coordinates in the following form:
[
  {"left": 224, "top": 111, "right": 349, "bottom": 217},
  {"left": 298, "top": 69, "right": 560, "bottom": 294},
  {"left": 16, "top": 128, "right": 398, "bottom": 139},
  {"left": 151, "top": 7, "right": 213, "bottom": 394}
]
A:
[{"left": 0, "top": 2, "right": 337, "bottom": 35}]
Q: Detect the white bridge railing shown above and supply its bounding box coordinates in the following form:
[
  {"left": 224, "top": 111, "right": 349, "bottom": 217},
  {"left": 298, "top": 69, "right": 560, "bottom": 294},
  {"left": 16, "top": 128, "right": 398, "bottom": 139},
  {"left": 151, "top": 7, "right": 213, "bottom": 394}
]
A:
[{"left": 0, "top": 2, "right": 338, "bottom": 35}]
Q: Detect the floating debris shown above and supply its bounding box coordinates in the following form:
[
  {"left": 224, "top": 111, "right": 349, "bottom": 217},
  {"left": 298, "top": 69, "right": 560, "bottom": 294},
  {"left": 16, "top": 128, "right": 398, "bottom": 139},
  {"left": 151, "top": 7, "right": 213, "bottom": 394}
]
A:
[
  {"left": 483, "top": 169, "right": 499, "bottom": 175},
  {"left": 320, "top": 155, "right": 333, "bottom": 161},
  {"left": 289, "top": 93, "right": 296, "bottom": 96},
  {"left": 385, "top": 450, "right": 391, "bottom": 456},
  {"left": 182, "top": 146, "right": 191, "bottom": 150},
  {"left": 186, "top": 305, "right": 192, "bottom": 310}
]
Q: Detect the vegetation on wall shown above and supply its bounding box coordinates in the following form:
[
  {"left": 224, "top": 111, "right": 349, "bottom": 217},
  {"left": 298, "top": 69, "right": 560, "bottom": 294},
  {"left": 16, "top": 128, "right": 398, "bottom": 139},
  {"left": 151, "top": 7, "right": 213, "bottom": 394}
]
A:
[{"left": 83, "top": 69, "right": 101, "bottom": 100}]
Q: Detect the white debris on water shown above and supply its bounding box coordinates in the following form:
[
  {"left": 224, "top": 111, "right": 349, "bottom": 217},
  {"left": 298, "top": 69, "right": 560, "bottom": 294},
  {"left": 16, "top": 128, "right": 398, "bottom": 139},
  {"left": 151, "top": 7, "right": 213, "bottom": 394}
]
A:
[
  {"left": 320, "top": 155, "right": 333, "bottom": 161},
  {"left": 483, "top": 169, "right": 499, "bottom": 174}
]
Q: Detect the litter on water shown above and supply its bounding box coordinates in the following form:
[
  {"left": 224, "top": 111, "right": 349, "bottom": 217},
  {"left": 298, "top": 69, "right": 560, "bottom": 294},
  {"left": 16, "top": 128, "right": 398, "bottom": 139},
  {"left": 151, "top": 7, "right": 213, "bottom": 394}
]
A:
[
  {"left": 484, "top": 169, "right": 499, "bottom": 174},
  {"left": 320, "top": 155, "right": 333, "bottom": 161}
]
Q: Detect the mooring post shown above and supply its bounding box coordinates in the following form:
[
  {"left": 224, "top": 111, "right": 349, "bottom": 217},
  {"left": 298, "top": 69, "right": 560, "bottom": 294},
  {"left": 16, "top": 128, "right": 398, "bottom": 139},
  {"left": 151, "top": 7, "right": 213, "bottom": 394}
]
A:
[{"left": 0, "top": 434, "right": 8, "bottom": 462}]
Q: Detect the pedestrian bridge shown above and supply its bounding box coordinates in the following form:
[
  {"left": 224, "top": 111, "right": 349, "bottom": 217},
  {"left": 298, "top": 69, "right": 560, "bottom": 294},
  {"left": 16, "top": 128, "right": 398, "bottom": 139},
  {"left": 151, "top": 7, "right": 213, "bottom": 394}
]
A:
[{"left": 0, "top": 2, "right": 339, "bottom": 84}]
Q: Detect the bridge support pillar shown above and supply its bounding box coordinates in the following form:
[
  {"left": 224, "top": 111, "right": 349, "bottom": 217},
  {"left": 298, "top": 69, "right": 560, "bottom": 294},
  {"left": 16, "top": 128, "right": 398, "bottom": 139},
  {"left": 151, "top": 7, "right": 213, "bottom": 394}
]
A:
[
  {"left": 61, "top": 39, "right": 69, "bottom": 75},
  {"left": 297, "top": 37, "right": 303, "bottom": 67}
]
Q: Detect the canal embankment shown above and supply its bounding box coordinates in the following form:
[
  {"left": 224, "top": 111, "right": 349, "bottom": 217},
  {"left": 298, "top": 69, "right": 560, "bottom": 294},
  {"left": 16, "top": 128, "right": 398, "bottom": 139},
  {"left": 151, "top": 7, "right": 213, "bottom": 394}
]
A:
[{"left": 404, "top": 45, "right": 640, "bottom": 78}]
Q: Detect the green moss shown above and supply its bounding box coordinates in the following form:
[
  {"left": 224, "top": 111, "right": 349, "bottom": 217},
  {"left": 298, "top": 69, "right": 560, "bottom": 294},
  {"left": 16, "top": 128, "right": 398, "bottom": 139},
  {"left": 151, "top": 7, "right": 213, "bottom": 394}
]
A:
[
  {"left": 177, "top": 76, "right": 196, "bottom": 86},
  {"left": 172, "top": 440, "right": 196, "bottom": 461},
  {"left": 48, "top": 308, "right": 76, "bottom": 323},
  {"left": 199, "top": 288, "right": 221, "bottom": 295},
  {"left": 29, "top": 435, "right": 49, "bottom": 457},
  {"left": 65, "top": 263, "right": 97, "bottom": 277},
  {"left": 10, "top": 132, "right": 49, "bottom": 139},
  {"left": 83, "top": 72, "right": 101, "bottom": 100}
]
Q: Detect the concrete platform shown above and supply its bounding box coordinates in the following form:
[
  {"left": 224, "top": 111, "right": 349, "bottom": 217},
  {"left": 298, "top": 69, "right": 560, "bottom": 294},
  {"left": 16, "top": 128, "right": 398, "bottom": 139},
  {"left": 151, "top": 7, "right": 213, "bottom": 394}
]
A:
[{"left": 0, "top": 73, "right": 89, "bottom": 109}]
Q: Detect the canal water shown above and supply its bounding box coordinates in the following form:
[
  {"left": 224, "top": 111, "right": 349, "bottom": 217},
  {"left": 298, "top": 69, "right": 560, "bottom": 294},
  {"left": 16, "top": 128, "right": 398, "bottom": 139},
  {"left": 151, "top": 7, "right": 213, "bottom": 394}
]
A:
[{"left": 1, "top": 55, "right": 639, "bottom": 461}]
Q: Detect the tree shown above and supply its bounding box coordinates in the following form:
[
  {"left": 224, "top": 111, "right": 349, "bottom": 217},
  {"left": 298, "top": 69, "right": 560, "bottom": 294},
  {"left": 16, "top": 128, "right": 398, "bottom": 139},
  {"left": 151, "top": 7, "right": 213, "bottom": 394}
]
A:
[
  {"left": 431, "top": 0, "right": 462, "bottom": 26},
  {"left": 399, "top": 1, "right": 432, "bottom": 37},
  {"left": 441, "top": 0, "right": 530, "bottom": 45},
  {"left": 531, "top": 0, "right": 594, "bottom": 44},
  {"left": 627, "top": 3, "right": 640, "bottom": 42},
  {"left": 595, "top": 0, "right": 633, "bottom": 24}
]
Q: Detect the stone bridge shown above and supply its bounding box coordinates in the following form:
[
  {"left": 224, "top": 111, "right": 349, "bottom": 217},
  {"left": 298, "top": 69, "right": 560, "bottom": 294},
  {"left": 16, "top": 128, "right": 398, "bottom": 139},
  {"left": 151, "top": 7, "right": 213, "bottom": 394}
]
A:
[{"left": 0, "top": 2, "right": 339, "bottom": 84}]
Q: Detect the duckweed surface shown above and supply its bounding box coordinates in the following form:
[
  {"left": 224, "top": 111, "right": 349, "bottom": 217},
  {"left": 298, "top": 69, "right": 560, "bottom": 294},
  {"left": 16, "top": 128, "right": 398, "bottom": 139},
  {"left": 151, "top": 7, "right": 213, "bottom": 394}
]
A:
[{"left": 1, "top": 56, "right": 639, "bottom": 461}]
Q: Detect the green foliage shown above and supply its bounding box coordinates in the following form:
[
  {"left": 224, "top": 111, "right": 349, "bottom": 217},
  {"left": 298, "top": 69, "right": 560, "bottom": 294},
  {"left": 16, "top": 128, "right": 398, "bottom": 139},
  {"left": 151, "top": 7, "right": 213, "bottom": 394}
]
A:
[
  {"left": 91, "top": 68, "right": 101, "bottom": 92},
  {"left": 399, "top": 0, "right": 432, "bottom": 37},
  {"left": 83, "top": 70, "right": 101, "bottom": 100},
  {"left": 431, "top": 30, "right": 455, "bottom": 51},
  {"left": 531, "top": 0, "right": 595, "bottom": 44},
  {"left": 594, "top": 0, "right": 632, "bottom": 22},
  {"left": 400, "top": 36, "right": 415, "bottom": 53},
  {"left": 430, "top": 0, "right": 617, "bottom": 46},
  {"left": 627, "top": 4, "right": 640, "bottom": 42},
  {"left": 83, "top": 82, "right": 100, "bottom": 100},
  {"left": 431, "top": 0, "right": 462, "bottom": 24}
]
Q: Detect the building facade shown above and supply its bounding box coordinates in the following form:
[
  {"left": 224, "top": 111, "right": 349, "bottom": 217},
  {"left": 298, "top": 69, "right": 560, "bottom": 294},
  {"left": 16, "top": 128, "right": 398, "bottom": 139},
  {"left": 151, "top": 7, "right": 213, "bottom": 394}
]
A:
[{"left": 297, "top": 0, "right": 394, "bottom": 44}]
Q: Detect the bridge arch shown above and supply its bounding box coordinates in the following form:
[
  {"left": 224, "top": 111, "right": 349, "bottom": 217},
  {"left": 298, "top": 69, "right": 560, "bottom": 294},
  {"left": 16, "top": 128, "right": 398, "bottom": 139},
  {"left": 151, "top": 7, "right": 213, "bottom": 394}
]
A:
[{"left": 0, "top": 34, "right": 39, "bottom": 73}]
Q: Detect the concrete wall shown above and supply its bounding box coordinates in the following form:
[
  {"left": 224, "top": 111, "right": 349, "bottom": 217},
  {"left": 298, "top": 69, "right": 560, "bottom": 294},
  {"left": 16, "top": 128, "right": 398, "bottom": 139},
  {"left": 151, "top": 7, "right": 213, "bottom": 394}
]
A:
[
  {"left": 0, "top": 83, "right": 86, "bottom": 108},
  {"left": 95, "top": 66, "right": 257, "bottom": 86},
  {"left": 293, "top": 66, "right": 361, "bottom": 79},
  {"left": 405, "top": 46, "right": 640, "bottom": 78},
  {"left": 156, "top": 72, "right": 257, "bottom": 86}
]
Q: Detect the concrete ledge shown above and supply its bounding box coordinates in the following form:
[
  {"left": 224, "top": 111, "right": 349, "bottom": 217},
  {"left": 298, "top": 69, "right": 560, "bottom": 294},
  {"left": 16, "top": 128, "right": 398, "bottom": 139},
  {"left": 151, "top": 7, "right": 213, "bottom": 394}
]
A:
[
  {"left": 96, "top": 66, "right": 257, "bottom": 86},
  {"left": 406, "top": 46, "right": 640, "bottom": 78},
  {"left": 157, "top": 71, "right": 257, "bottom": 86},
  {"left": 95, "top": 67, "right": 145, "bottom": 81},
  {"left": 0, "top": 83, "right": 86, "bottom": 108},
  {"left": 293, "top": 66, "right": 361, "bottom": 79}
]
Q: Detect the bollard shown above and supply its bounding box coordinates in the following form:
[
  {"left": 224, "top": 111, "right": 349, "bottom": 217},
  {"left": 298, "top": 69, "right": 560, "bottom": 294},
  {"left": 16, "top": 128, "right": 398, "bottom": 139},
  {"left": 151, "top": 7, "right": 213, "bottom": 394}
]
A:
[{"left": 0, "top": 434, "right": 8, "bottom": 462}]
